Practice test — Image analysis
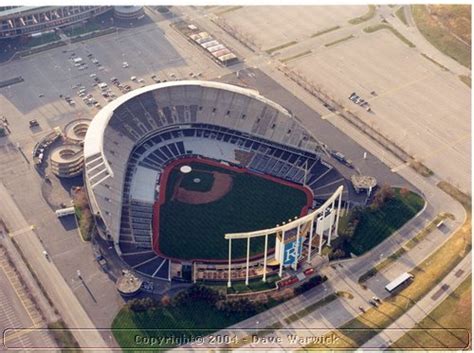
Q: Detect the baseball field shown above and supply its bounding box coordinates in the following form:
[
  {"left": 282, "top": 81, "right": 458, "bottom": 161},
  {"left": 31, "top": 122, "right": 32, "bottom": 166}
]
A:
[{"left": 154, "top": 158, "right": 312, "bottom": 261}]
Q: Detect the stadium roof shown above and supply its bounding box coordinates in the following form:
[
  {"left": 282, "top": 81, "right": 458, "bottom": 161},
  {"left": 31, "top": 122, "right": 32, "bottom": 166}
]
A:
[{"left": 0, "top": 6, "right": 45, "bottom": 17}]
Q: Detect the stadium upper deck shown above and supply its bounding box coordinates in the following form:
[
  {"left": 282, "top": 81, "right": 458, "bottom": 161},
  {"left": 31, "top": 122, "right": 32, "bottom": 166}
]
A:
[{"left": 0, "top": 6, "right": 111, "bottom": 39}]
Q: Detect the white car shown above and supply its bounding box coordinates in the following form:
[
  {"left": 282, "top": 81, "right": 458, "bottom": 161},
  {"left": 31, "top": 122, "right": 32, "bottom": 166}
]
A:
[
  {"left": 131, "top": 76, "right": 137, "bottom": 81},
  {"left": 122, "top": 61, "right": 129, "bottom": 68}
]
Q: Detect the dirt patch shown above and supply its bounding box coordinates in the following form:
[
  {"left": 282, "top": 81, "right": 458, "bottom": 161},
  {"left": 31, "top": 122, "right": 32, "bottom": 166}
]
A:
[{"left": 173, "top": 171, "right": 233, "bottom": 204}]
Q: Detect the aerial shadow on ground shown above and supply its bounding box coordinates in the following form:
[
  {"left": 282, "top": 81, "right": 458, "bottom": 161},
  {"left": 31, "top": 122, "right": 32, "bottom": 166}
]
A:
[{"left": 58, "top": 215, "right": 77, "bottom": 231}]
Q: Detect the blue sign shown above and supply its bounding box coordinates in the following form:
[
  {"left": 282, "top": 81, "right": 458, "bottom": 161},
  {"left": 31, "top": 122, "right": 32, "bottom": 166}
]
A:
[{"left": 283, "top": 237, "right": 304, "bottom": 266}]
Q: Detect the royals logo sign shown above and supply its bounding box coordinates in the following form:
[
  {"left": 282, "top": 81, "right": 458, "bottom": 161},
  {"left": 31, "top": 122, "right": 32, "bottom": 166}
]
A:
[{"left": 283, "top": 237, "right": 305, "bottom": 266}]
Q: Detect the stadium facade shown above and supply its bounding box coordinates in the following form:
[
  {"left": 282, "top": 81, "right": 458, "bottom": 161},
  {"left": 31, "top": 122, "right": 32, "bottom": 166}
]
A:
[
  {"left": 0, "top": 6, "right": 111, "bottom": 39},
  {"left": 83, "top": 81, "right": 356, "bottom": 284}
]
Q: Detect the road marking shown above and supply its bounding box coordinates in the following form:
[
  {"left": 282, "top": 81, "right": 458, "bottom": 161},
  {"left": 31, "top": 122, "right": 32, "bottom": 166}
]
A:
[
  {"left": 390, "top": 133, "right": 470, "bottom": 172},
  {"left": 3, "top": 328, "right": 37, "bottom": 344},
  {"left": 8, "top": 225, "right": 35, "bottom": 238}
]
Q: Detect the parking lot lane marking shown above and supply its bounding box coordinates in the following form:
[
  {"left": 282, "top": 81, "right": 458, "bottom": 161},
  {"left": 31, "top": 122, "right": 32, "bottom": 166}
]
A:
[
  {"left": 8, "top": 225, "right": 35, "bottom": 238},
  {"left": 4, "top": 328, "right": 37, "bottom": 345},
  {"left": 390, "top": 133, "right": 470, "bottom": 172},
  {"left": 0, "top": 262, "right": 41, "bottom": 328}
]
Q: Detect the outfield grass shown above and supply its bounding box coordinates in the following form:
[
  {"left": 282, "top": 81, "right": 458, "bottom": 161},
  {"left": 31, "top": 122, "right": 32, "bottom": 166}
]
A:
[
  {"left": 392, "top": 275, "right": 471, "bottom": 349},
  {"left": 159, "top": 161, "right": 309, "bottom": 260},
  {"left": 349, "top": 189, "right": 425, "bottom": 255},
  {"left": 411, "top": 5, "right": 471, "bottom": 69}
]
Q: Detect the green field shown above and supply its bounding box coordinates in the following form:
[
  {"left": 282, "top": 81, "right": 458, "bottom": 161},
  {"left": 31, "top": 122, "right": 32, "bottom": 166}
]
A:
[
  {"left": 159, "top": 162, "right": 308, "bottom": 260},
  {"left": 112, "top": 285, "right": 287, "bottom": 351},
  {"left": 113, "top": 299, "right": 247, "bottom": 350},
  {"left": 349, "top": 189, "right": 425, "bottom": 255},
  {"left": 393, "top": 275, "right": 471, "bottom": 349}
]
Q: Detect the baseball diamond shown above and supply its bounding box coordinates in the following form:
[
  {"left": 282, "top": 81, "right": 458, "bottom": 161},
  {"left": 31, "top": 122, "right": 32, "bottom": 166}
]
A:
[{"left": 154, "top": 157, "right": 313, "bottom": 261}]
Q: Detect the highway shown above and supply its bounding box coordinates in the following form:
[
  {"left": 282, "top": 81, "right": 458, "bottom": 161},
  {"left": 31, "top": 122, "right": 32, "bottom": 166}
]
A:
[{"left": 0, "top": 182, "right": 111, "bottom": 351}]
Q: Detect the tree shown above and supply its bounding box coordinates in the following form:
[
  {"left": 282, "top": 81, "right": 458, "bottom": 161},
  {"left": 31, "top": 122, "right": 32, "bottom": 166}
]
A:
[
  {"left": 372, "top": 184, "right": 394, "bottom": 209},
  {"left": 399, "top": 187, "right": 410, "bottom": 197},
  {"left": 160, "top": 295, "right": 171, "bottom": 307},
  {"left": 127, "top": 297, "right": 159, "bottom": 312}
]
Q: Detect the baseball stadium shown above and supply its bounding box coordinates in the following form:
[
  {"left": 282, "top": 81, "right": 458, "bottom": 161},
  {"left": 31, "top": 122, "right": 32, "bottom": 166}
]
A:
[{"left": 83, "top": 81, "right": 366, "bottom": 286}]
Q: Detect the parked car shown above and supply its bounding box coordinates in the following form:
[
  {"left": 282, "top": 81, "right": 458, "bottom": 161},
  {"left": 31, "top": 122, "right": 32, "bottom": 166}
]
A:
[{"left": 29, "top": 119, "right": 39, "bottom": 128}]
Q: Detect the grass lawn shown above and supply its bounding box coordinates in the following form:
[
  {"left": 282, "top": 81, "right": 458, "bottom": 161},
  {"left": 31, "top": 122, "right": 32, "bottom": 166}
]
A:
[
  {"left": 395, "top": 6, "right": 409, "bottom": 26},
  {"left": 159, "top": 161, "right": 309, "bottom": 260},
  {"left": 265, "top": 41, "right": 298, "bottom": 54},
  {"left": 392, "top": 275, "right": 471, "bottom": 349},
  {"left": 348, "top": 5, "right": 376, "bottom": 25},
  {"left": 358, "top": 212, "right": 453, "bottom": 284},
  {"left": 113, "top": 293, "right": 287, "bottom": 351},
  {"left": 63, "top": 21, "right": 101, "bottom": 37},
  {"left": 227, "top": 274, "right": 280, "bottom": 294},
  {"left": 284, "top": 292, "right": 338, "bottom": 325},
  {"left": 349, "top": 189, "right": 425, "bottom": 255},
  {"left": 459, "top": 75, "right": 471, "bottom": 88},
  {"left": 24, "top": 32, "right": 60, "bottom": 48},
  {"left": 364, "top": 23, "right": 416, "bottom": 48},
  {"left": 47, "top": 320, "right": 80, "bottom": 351},
  {"left": 325, "top": 35, "right": 354, "bottom": 47},
  {"left": 112, "top": 300, "right": 248, "bottom": 350},
  {"left": 310, "top": 25, "right": 341, "bottom": 38},
  {"left": 411, "top": 5, "right": 471, "bottom": 68}
]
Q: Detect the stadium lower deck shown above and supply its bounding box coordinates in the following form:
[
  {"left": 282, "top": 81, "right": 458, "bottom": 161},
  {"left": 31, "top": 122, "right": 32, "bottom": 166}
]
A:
[{"left": 117, "top": 123, "right": 366, "bottom": 281}]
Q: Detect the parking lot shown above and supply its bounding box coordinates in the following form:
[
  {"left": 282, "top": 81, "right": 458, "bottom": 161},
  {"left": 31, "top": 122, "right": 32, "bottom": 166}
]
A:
[
  {"left": 213, "top": 5, "right": 367, "bottom": 51},
  {"left": 286, "top": 29, "right": 471, "bottom": 191},
  {"left": 0, "top": 11, "right": 237, "bottom": 339},
  {"left": 0, "top": 248, "right": 56, "bottom": 350}
]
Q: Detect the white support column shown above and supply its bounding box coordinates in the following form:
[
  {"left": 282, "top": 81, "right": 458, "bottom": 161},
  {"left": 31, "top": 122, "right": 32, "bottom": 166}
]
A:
[
  {"left": 227, "top": 239, "right": 232, "bottom": 288},
  {"left": 168, "top": 259, "right": 171, "bottom": 282},
  {"left": 335, "top": 191, "right": 342, "bottom": 236},
  {"left": 245, "top": 237, "right": 250, "bottom": 285},
  {"left": 318, "top": 217, "right": 324, "bottom": 254},
  {"left": 307, "top": 218, "right": 314, "bottom": 263},
  {"left": 279, "top": 230, "right": 285, "bottom": 278},
  {"left": 262, "top": 234, "right": 268, "bottom": 282},
  {"left": 327, "top": 199, "right": 335, "bottom": 247},
  {"left": 293, "top": 224, "right": 300, "bottom": 270}
]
